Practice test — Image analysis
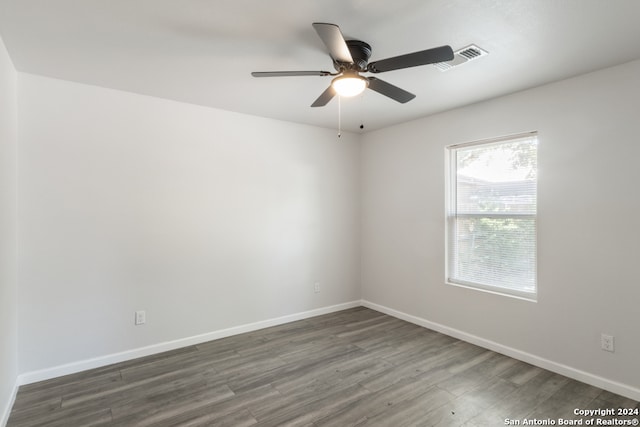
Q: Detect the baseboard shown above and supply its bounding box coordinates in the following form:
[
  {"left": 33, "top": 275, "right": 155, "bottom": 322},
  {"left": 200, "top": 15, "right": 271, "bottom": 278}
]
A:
[
  {"left": 0, "top": 379, "right": 19, "bottom": 427},
  {"left": 17, "top": 300, "right": 361, "bottom": 386},
  {"left": 361, "top": 300, "right": 640, "bottom": 402}
]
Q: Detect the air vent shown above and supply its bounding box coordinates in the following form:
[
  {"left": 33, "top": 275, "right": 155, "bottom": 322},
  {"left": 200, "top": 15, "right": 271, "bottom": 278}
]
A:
[
  {"left": 434, "top": 44, "right": 488, "bottom": 71},
  {"left": 459, "top": 46, "right": 483, "bottom": 59}
]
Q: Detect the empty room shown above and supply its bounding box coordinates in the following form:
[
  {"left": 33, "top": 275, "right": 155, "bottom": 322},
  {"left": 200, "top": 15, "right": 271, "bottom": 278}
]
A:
[{"left": 1, "top": 1, "right": 639, "bottom": 426}]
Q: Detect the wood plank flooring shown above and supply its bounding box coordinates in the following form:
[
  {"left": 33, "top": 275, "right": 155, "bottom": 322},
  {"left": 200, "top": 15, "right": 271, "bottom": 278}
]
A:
[{"left": 8, "top": 307, "right": 639, "bottom": 426}]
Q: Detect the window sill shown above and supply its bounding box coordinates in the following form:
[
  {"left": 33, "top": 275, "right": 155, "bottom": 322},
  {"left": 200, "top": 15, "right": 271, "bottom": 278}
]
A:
[{"left": 446, "top": 280, "right": 537, "bottom": 302}]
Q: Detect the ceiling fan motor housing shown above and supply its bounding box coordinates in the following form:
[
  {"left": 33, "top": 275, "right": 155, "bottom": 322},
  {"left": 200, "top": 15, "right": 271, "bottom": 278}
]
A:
[{"left": 339, "top": 40, "right": 372, "bottom": 71}]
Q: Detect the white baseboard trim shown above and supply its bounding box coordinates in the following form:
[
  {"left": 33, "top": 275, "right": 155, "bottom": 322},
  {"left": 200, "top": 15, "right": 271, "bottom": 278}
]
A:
[
  {"left": 17, "top": 300, "right": 361, "bottom": 386},
  {"left": 361, "top": 300, "right": 640, "bottom": 402},
  {"left": 1, "top": 379, "right": 19, "bottom": 427}
]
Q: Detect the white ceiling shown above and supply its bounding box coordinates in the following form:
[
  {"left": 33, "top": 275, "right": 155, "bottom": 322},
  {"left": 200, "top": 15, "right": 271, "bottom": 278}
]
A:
[{"left": 1, "top": 0, "right": 640, "bottom": 133}]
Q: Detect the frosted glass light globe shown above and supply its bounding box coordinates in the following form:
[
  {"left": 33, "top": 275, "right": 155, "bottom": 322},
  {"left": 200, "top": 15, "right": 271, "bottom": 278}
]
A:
[{"left": 332, "top": 73, "right": 368, "bottom": 97}]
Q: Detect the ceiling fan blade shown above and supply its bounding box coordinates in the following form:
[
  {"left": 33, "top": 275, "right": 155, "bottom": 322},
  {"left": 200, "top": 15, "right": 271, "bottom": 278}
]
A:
[
  {"left": 367, "top": 45, "right": 454, "bottom": 73},
  {"left": 367, "top": 77, "right": 415, "bottom": 103},
  {"left": 252, "top": 71, "right": 331, "bottom": 77},
  {"left": 311, "top": 85, "right": 336, "bottom": 107},
  {"left": 312, "top": 23, "right": 353, "bottom": 64}
]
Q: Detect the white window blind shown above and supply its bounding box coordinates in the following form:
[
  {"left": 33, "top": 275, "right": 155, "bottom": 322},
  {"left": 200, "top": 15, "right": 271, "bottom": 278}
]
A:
[{"left": 446, "top": 133, "right": 538, "bottom": 299}]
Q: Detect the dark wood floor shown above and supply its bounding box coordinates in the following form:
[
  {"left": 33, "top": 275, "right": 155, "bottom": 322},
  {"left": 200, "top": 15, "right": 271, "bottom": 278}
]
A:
[{"left": 8, "top": 307, "right": 639, "bottom": 426}]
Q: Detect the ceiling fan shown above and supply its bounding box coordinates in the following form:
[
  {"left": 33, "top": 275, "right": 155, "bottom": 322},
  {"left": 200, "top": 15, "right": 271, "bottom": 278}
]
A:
[{"left": 252, "top": 23, "right": 454, "bottom": 107}]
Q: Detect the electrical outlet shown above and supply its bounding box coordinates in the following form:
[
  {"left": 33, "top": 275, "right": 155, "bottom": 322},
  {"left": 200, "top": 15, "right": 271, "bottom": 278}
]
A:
[
  {"left": 135, "top": 310, "right": 146, "bottom": 325},
  {"left": 314, "top": 282, "right": 320, "bottom": 293},
  {"left": 601, "top": 333, "right": 614, "bottom": 352}
]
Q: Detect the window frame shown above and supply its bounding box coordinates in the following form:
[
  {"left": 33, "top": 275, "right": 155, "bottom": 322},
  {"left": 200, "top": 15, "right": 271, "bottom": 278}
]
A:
[{"left": 445, "top": 132, "right": 538, "bottom": 302}]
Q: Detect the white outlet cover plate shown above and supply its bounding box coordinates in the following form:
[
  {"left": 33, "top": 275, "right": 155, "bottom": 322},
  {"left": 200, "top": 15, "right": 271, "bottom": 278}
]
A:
[
  {"left": 135, "top": 310, "right": 146, "bottom": 325},
  {"left": 601, "top": 334, "right": 614, "bottom": 352}
]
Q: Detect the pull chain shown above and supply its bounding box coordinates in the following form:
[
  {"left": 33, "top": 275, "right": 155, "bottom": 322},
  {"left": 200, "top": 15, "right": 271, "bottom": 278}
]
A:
[
  {"left": 338, "top": 95, "right": 342, "bottom": 138},
  {"left": 359, "top": 91, "right": 364, "bottom": 131}
]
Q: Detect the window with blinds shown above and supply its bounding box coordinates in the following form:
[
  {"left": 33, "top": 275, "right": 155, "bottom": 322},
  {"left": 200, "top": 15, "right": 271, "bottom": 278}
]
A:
[{"left": 446, "top": 132, "right": 538, "bottom": 300}]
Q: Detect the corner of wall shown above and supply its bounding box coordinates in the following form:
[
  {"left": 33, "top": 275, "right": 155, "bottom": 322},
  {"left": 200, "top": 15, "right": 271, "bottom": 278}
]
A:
[
  {"left": 0, "top": 32, "right": 19, "bottom": 427},
  {"left": 0, "top": 380, "right": 19, "bottom": 427}
]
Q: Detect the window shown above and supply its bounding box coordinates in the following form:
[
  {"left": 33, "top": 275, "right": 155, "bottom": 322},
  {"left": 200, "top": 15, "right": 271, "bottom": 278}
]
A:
[{"left": 446, "top": 132, "right": 538, "bottom": 300}]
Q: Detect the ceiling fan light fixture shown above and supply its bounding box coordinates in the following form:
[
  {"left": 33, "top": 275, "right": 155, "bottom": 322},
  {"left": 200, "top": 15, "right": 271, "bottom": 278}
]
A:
[
  {"left": 252, "top": 23, "right": 452, "bottom": 107},
  {"left": 332, "top": 73, "right": 368, "bottom": 97}
]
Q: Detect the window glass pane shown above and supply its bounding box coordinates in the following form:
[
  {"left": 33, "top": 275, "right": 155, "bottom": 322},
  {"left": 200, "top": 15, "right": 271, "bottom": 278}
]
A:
[
  {"left": 456, "top": 139, "right": 537, "bottom": 215},
  {"left": 451, "top": 216, "right": 536, "bottom": 293}
]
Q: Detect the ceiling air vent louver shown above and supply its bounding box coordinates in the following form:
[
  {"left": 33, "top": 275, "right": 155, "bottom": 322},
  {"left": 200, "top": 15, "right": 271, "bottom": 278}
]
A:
[
  {"left": 433, "top": 44, "right": 488, "bottom": 71},
  {"left": 459, "top": 46, "right": 483, "bottom": 59}
]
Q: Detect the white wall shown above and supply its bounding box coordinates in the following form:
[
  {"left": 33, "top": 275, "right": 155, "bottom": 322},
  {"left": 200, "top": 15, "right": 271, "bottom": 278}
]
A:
[
  {"left": 361, "top": 60, "right": 640, "bottom": 395},
  {"left": 17, "top": 74, "right": 360, "bottom": 373},
  {"left": 0, "top": 34, "right": 18, "bottom": 424}
]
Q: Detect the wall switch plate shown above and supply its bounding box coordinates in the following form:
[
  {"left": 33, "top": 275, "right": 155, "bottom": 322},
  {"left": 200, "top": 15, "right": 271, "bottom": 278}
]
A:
[
  {"left": 601, "top": 333, "right": 614, "bottom": 352},
  {"left": 314, "top": 282, "right": 320, "bottom": 293},
  {"left": 135, "top": 310, "right": 146, "bottom": 325}
]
